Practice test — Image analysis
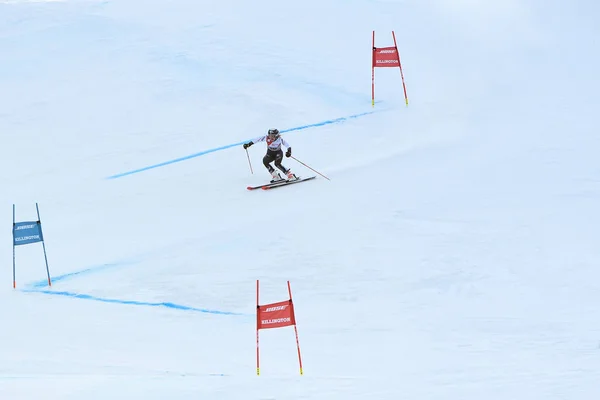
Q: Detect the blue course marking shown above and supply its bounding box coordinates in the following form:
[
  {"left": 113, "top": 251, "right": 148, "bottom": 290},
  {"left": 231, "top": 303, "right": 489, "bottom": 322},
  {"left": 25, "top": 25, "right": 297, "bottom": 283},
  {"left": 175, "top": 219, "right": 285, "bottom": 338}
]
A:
[
  {"left": 27, "top": 261, "right": 139, "bottom": 289},
  {"left": 281, "top": 110, "right": 376, "bottom": 132},
  {"left": 22, "top": 257, "right": 247, "bottom": 316},
  {"left": 22, "top": 288, "right": 249, "bottom": 316},
  {"left": 0, "top": 373, "right": 228, "bottom": 379},
  {"left": 106, "top": 110, "right": 378, "bottom": 180}
]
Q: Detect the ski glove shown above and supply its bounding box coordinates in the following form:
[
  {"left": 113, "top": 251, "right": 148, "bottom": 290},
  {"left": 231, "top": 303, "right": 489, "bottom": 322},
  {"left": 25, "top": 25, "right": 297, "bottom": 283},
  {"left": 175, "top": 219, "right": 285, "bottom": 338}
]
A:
[
  {"left": 243, "top": 141, "right": 253, "bottom": 149},
  {"left": 285, "top": 147, "right": 292, "bottom": 157}
]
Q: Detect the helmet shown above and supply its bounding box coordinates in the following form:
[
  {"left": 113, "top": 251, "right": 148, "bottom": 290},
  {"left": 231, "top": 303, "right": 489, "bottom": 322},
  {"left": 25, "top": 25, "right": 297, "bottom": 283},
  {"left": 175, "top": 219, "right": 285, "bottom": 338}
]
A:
[{"left": 268, "top": 128, "right": 279, "bottom": 137}]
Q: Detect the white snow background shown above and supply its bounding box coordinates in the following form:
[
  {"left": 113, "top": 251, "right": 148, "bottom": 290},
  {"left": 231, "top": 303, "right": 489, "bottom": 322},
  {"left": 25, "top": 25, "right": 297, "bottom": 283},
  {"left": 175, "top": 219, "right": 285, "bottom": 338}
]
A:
[{"left": 1, "top": 0, "right": 600, "bottom": 398}]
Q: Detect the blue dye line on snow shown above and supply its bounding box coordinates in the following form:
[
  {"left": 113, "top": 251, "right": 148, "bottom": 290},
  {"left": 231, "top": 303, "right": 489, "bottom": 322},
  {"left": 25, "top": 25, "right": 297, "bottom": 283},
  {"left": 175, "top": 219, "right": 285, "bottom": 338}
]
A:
[
  {"left": 22, "top": 259, "right": 247, "bottom": 316},
  {"left": 22, "top": 288, "right": 248, "bottom": 316},
  {"left": 0, "top": 373, "right": 228, "bottom": 379},
  {"left": 106, "top": 110, "right": 377, "bottom": 180},
  {"left": 27, "top": 261, "right": 139, "bottom": 289},
  {"left": 280, "top": 110, "right": 375, "bottom": 133}
]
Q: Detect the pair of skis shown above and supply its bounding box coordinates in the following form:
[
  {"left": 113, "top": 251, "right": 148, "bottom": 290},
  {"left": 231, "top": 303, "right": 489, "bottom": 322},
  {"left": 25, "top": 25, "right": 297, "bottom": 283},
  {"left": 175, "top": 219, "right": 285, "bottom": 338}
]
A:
[{"left": 247, "top": 176, "right": 316, "bottom": 191}]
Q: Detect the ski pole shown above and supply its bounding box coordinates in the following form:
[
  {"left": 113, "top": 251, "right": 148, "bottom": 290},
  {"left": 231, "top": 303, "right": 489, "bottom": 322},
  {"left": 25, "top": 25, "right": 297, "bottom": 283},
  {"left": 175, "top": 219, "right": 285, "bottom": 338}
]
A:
[
  {"left": 246, "top": 148, "right": 253, "bottom": 174},
  {"left": 291, "top": 156, "right": 330, "bottom": 181}
]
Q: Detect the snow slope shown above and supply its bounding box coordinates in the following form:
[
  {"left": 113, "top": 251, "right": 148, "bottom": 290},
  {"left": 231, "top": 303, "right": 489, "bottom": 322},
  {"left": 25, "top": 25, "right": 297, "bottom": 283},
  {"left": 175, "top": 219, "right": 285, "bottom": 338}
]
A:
[{"left": 1, "top": 0, "right": 600, "bottom": 399}]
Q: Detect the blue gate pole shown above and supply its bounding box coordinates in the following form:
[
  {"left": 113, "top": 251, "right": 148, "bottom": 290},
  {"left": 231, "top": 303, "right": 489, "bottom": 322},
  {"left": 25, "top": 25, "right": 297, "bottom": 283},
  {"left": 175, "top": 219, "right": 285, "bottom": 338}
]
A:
[
  {"left": 36, "top": 203, "right": 52, "bottom": 287},
  {"left": 12, "top": 204, "right": 16, "bottom": 289}
]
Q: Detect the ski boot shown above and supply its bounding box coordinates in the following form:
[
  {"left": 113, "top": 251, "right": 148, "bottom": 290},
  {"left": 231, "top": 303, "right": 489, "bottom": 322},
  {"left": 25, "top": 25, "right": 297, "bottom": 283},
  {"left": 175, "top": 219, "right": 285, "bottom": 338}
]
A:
[
  {"left": 285, "top": 169, "right": 298, "bottom": 181},
  {"left": 270, "top": 169, "right": 283, "bottom": 183}
]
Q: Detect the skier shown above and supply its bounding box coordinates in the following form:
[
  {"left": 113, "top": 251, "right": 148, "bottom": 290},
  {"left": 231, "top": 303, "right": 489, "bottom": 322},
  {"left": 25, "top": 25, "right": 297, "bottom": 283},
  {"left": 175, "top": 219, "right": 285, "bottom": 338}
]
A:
[{"left": 243, "top": 128, "right": 297, "bottom": 182}]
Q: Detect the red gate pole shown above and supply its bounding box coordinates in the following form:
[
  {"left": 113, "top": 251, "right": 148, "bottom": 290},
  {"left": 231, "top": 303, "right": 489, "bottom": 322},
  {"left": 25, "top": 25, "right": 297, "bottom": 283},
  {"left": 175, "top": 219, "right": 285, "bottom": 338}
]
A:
[
  {"left": 256, "top": 279, "right": 260, "bottom": 376},
  {"left": 287, "top": 281, "right": 304, "bottom": 375},
  {"left": 392, "top": 31, "right": 409, "bottom": 106},
  {"left": 371, "top": 30, "right": 376, "bottom": 107}
]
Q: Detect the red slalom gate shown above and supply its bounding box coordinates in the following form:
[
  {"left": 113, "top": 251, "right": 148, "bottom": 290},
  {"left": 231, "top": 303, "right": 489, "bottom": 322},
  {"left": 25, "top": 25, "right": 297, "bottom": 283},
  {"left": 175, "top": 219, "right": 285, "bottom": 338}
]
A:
[
  {"left": 372, "top": 30, "right": 409, "bottom": 107},
  {"left": 256, "top": 280, "right": 303, "bottom": 376}
]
